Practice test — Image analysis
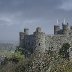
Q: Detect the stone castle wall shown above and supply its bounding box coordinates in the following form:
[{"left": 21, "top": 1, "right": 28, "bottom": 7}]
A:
[
  {"left": 45, "top": 35, "right": 72, "bottom": 51},
  {"left": 20, "top": 33, "right": 72, "bottom": 54},
  {"left": 19, "top": 23, "right": 72, "bottom": 58}
]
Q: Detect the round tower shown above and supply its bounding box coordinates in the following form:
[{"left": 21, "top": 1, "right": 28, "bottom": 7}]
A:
[
  {"left": 24, "top": 28, "right": 29, "bottom": 35},
  {"left": 70, "top": 26, "right": 72, "bottom": 30},
  {"left": 54, "top": 25, "right": 60, "bottom": 35},
  {"left": 19, "top": 32, "right": 24, "bottom": 47},
  {"left": 36, "top": 27, "right": 41, "bottom": 32},
  {"left": 62, "top": 23, "right": 69, "bottom": 35},
  {"left": 33, "top": 27, "right": 46, "bottom": 53}
]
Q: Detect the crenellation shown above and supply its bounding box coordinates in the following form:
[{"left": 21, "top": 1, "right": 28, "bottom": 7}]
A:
[
  {"left": 36, "top": 27, "right": 42, "bottom": 33},
  {"left": 24, "top": 28, "right": 29, "bottom": 35}
]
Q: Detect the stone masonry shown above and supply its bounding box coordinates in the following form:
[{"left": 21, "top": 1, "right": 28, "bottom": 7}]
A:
[{"left": 19, "top": 23, "right": 72, "bottom": 59}]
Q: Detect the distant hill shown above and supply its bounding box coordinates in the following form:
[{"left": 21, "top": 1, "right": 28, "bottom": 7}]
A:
[{"left": 0, "top": 42, "right": 19, "bottom": 51}]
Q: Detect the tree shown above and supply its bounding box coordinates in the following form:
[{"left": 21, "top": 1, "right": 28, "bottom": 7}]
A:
[
  {"left": 59, "top": 43, "right": 70, "bottom": 59},
  {"left": 15, "top": 46, "right": 25, "bottom": 55}
]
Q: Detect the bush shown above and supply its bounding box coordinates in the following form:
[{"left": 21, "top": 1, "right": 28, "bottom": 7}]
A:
[
  {"left": 15, "top": 46, "right": 25, "bottom": 55},
  {"left": 59, "top": 43, "right": 70, "bottom": 59},
  {"left": 8, "top": 51, "right": 25, "bottom": 63},
  {"left": 0, "top": 47, "right": 72, "bottom": 72}
]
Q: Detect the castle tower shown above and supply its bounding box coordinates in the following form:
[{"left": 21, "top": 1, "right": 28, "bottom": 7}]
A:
[
  {"left": 33, "top": 27, "right": 46, "bottom": 53},
  {"left": 62, "top": 23, "right": 69, "bottom": 35},
  {"left": 70, "top": 26, "right": 72, "bottom": 30},
  {"left": 24, "top": 28, "right": 29, "bottom": 35},
  {"left": 19, "top": 32, "right": 24, "bottom": 47},
  {"left": 54, "top": 25, "right": 60, "bottom": 35}
]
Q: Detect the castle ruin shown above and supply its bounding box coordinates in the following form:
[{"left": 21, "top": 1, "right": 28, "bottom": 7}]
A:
[{"left": 19, "top": 22, "right": 72, "bottom": 59}]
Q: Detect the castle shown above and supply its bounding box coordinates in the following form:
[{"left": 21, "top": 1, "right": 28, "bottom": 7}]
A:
[{"left": 19, "top": 22, "right": 72, "bottom": 59}]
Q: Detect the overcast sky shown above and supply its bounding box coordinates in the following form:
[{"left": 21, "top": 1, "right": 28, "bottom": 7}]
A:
[{"left": 0, "top": 0, "right": 72, "bottom": 41}]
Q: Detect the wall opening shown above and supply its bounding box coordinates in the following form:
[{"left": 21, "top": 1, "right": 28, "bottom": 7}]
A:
[{"left": 39, "top": 43, "right": 41, "bottom": 46}]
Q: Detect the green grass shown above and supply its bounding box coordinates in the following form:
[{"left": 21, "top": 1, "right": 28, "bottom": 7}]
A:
[{"left": 0, "top": 50, "right": 14, "bottom": 57}]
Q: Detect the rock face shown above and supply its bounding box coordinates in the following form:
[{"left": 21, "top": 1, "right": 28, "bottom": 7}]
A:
[{"left": 19, "top": 23, "right": 72, "bottom": 59}]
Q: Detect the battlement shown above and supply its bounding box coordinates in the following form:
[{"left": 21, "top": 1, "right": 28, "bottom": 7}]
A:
[
  {"left": 24, "top": 28, "right": 29, "bottom": 35},
  {"left": 33, "top": 27, "right": 45, "bottom": 35},
  {"left": 36, "top": 27, "right": 42, "bottom": 33},
  {"left": 54, "top": 23, "right": 71, "bottom": 35}
]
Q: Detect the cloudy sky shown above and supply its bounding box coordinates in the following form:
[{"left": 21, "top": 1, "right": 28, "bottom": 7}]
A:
[{"left": 0, "top": 0, "right": 72, "bottom": 41}]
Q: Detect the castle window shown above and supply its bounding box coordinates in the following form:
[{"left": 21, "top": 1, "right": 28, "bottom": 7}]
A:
[
  {"left": 69, "top": 33, "right": 71, "bottom": 35},
  {"left": 39, "top": 43, "right": 41, "bottom": 46}
]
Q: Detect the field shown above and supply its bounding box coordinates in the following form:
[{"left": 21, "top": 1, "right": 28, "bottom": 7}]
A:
[{"left": 0, "top": 50, "right": 14, "bottom": 57}]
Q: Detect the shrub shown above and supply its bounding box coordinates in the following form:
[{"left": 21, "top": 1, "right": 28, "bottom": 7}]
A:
[
  {"left": 59, "top": 43, "right": 70, "bottom": 59},
  {"left": 9, "top": 51, "right": 25, "bottom": 63}
]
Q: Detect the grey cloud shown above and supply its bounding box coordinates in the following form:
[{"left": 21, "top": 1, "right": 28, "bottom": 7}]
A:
[
  {"left": 0, "top": 0, "right": 63, "bottom": 12},
  {"left": 59, "top": 0, "right": 72, "bottom": 11},
  {"left": 0, "top": 0, "right": 72, "bottom": 41}
]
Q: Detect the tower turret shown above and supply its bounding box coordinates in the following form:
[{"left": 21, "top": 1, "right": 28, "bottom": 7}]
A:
[
  {"left": 33, "top": 27, "right": 46, "bottom": 53},
  {"left": 62, "top": 23, "right": 69, "bottom": 35},
  {"left": 24, "top": 28, "right": 29, "bottom": 35},
  {"left": 36, "top": 27, "right": 41, "bottom": 32},
  {"left": 19, "top": 32, "right": 24, "bottom": 47},
  {"left": 54, "top": 25, "right": 60, "bottom": 35}
]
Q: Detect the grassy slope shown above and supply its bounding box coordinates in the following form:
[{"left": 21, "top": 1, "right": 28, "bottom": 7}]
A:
[{"left": 0, "top": 50, "right": 14, "bottom": 57}]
